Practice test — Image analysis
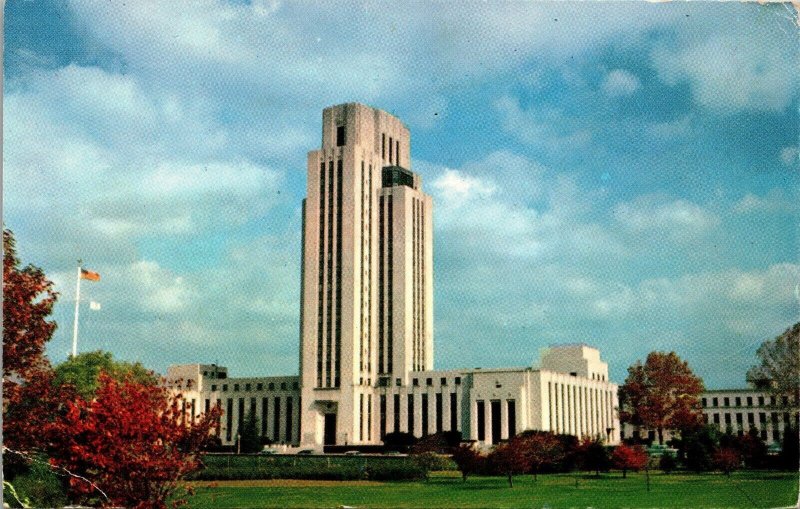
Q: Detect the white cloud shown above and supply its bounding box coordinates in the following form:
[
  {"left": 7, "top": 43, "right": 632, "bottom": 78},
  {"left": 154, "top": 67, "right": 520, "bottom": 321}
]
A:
[
  {"left": 780, "top": 146, "right": 798, "bottom": 166},
  {"left": 733, "top": 189, "right": 798, "bottom": 214},
  {"left": 652, "top": 32, "right": 797, "bottom": 112},
  {"left": 494, "top": 96, "right": 592, "bottom": 149},
  {"left": 613, "top": 195, "right": 719, "bottom": 240},
  {"left": 601, "top": 69, "right": 641, "bottom": 97}
]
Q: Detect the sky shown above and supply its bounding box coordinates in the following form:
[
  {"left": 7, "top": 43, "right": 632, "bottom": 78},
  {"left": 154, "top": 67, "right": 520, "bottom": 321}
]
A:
[{"left": 4, "top": 0, "right": 798, "bottom": 389}]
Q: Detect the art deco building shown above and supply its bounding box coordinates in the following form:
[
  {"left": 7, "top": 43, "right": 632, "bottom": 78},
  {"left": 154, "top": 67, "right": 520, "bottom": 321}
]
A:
[
  {"left": 298, "top": 103, "right": 433, "bottom": 446},
  {"left": 168, "top": 104, "right": 621, "bottom": 449}
]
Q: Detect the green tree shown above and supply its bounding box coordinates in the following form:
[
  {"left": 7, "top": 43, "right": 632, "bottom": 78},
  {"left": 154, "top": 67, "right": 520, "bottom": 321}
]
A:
[
  {"left": 682, "top": 425, "right": 719, "bottom": 472},
  {"left": 238, "top": 408, "right": 262, "bottom": 454},
  {"left": 53, "top": 350, "right": 157, "bottom": 399},
  {"left": 619, "top": 351, "right": 705, "bottom": 444},
  {"left": 747, "top": 323, "right": 800, "bottom": 405}
]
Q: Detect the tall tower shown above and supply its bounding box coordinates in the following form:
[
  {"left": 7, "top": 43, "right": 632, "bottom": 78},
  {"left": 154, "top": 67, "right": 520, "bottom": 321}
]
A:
[{"left": 299, "top": 104, "right": 433, "bottom": 447}]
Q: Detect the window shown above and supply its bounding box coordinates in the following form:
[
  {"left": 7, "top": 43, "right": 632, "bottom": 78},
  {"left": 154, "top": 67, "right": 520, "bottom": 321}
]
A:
[
  {"left": 713, "top": 397, "right": 719, "bottom": 407},
  {"left": 396, "top": 378, "right": 402, "bottom": 387},
  {"left": 426, "top": 378, "right": 433, "bottom": 386},
  {"left": 222, "top": 384, "right": 228, "bottom": 392},
  {"left": 771, "top": 412, "right": 779, "bottom": 423},
  {"left": 407, "top": 394, "right": 414, "bottom": 435},
  {"left": 435, "top": 393, "right": 443, "bottom": 433},
  {"left": 269, "top": 383, "right": 275, "bottom": 390},
  {"left": 393, "top": 394, "right": 400, "bottom": 433},
  {"left": 441, "top": 377, "right": 447, "bottom": 386},
  {"left": 724, "top": 397, "right": 730, "bottom": 407},
  {"left": 782, "top": 396, "right": 789, "bottom": 406},
  {"left": 713, "top": 413, "right": 720, "bottom": 424},
  {"left": 477, "top": 401, "right": 485, "bottom": 441},
  {"left": 736, "top": 413, "right": 743, "bottom": 424},
  {"left": 245, "top": 383, "right": 251, "bottom": 392},
  {"left": 421, "top": 394, "right": 429, "bottom": 436},
  {"left": 203, "top": 371, "right": 207, "bottom": 376},
  {"left": 570, "top": 372, "right": 577, "bottom": 377},
  {"left": 758, "top": 396, "right": 764, "bottom": 406},
  {"left": 257, "top": 383, "right": 263, "bottom": 391},
  {"left": 454, "top": 377, "right": 461, "bottom": 385},
  {"left": 748, "top": 413, "right": 754, "bottom": 424},
  {"left": 724, "top": 414, "right": 731, "bottom": 424},
  {"left": 747, "top": 396, "right": 753, "bottom": 406},
  {"left": 281, "top": 382, "right": 287, "bottom": 390},
  {"left": 770, "top": 396, "right": 776, "bottom": 406},
  {"left": 226, "top": 398, "right": 233, "bottom": 441},
  {"left": 450, "top": 392, "right": 458, "bottom": 431},
  {"left": 336, "top": 125, "right": 345, "bottom": 146},
  {"left": 508, "top": 400, "right": 517, "bottom": 438},
  {"left": 413, "top": 378, "right": 419, "bottom": 386},
  {"left": 382, "top": 133, "right": 386, "bottom": 159},
  {"left": 211, "top": 384, "right": 217, "bottom": 392},
  {"left": 759, "top": 412, "right": 766, "bottom": 424},
  {"left": 234, "top": 384, "right": 239, "bottom": 392},
  {"left": 735, "top": 397, "right": 741, "bottom": 407},
  {"left": 701, "top": 398, "right": 707, "bottom": 407}
]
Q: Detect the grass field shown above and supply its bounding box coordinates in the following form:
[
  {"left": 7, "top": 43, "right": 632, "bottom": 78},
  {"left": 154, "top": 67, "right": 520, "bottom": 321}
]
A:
[{"left": 186, "top": 470, "right": 799, "bottom": 508}]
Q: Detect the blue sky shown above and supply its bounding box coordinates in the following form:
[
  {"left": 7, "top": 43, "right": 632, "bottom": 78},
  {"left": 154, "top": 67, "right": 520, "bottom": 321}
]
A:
[{"left": 4, "top": 0, "right": 798, "bottom": 389}]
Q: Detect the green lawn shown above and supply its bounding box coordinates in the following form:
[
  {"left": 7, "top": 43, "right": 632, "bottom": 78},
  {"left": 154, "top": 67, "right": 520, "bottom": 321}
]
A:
[{"left": 186, "top": 470, "right": 799, "bottom": 508}]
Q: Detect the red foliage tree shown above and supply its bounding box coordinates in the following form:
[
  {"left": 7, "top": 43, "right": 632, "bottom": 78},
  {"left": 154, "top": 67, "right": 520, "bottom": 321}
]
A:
[
  {"left": 49, "top": 373, "right": 221, "bottom": 509},
  {"left": 3, "top": 228, "right": 58, "bottom": 380},
  {"left": 611, "top": 444, "right": 648, "bottom": 478},
  {"left": 489, "top": 437, "right": 531, "bottom": 487},
  {"left": 451, "top": 444, "right": 484, "bottom": 482},
  {"left": 713, "top": 447, "right": 741, "bottom": 476},
  {"left": 619, "top": 351, "right": 705, "bottom": 444},
  {"left": 519, "top": 432, "right": 564, "bottom": 480}
]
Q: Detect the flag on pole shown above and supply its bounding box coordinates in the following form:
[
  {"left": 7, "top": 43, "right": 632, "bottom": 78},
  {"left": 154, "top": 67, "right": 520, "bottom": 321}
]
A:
[
  {"left": 89, "top": 301, "right": 101, "bottom": 311},
  {"left": 80, "top": 268, "right": 101, "bottom": 281}
]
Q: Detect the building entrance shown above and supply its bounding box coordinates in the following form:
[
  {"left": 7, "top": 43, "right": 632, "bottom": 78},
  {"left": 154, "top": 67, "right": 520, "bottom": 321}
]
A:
[{"left": 324, "top": 413, "right": 337, "bottom": 445}]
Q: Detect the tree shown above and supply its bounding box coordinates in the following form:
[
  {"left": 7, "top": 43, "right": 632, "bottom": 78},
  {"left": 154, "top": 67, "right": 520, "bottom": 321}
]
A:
[
  {"left": 736, "top": 429, "right": 767, "bottom": 469},
  {"left": 611, "top": 444, "right": 647, "bottom": 478},
  {"left": 53, "top": 350, "right": 158, "bottom": 399},
  {"left": 3, "top": 228, "right": 58, "bottom": 380},
  {"left": 48, "top": 373, "right": 221, "bottom": 509},
  {"left": 238, "top": 408, "right": 262, "bottom": 454},
  {"left": 619, "top": 351, "right": 705, "bottom": 444},
  {"left": 576, "top": 437, "right": 610, "bottom": 477},
  {"left": 488, "top": 437, "right": 531, "bottom": 487},
  {"left": 780, "top": 425, "right": 799, "bottom": 470},
  {"left": 518, "top": 431, "right": 564, "bottom": 480},
  {"left": 682, "top": 425, "right": 719, "bottom": 472},
  {"left": 713, "top": 447, "right": 740, "bottom": 476},
  {"left": 451, "top": 444, "right": 484, "bottom": 482},
  {"left": 747, "top": 323, "right": 800, "bottom": 404}
]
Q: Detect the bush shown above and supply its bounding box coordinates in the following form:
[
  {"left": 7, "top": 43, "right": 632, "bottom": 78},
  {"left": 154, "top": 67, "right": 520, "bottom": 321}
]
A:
[
  {"left": 383, "top": 432, "right": 418, "bottom": 453},
  {"left": 6, "top": 457, "right": 67, "bottom": 508},
  {"left": 659, "top": 453, "right": 677, "bottom": 474},
  {"left": 189, "top": 454, "right": 427, "bottom": 481},
  {"left": 683, "top": 425, "right": 719, "bottom": 472}
]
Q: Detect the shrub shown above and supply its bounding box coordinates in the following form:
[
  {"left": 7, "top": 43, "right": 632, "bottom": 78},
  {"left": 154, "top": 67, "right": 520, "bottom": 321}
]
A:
[
  {"left": 383, "top": 432, "right": 417, "bottom": 453},
  {"left": 611, "top": 444, "right": 647, "bottom": 478},
  {"left": 7, "top": 457, "right": 67, "bottom": 509},
  {"left": 451, "top": 444, "right": 484, "bottom": 482},
  {"left": 713, "top": 447, "right": 741, "bottom": 476},
  {"left": 659, "top": 453, "right": 677, "bottom": 474}
]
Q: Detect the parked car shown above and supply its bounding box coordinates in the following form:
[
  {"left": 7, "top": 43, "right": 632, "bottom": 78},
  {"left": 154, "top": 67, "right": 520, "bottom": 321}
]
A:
[
  {"left": 343, "top": 450, "right": 361, "bottom": 456},
  {"left": 296, "top": 449, "right": 314, "bottom": 455},
  {"left": 260, "top": 448, "right": 278, "bottom": 455}
]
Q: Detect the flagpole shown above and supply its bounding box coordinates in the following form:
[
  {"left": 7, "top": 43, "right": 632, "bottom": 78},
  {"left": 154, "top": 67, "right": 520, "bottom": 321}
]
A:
[{"left": 72, "top": 260, "right": 82, "bottom": 358}]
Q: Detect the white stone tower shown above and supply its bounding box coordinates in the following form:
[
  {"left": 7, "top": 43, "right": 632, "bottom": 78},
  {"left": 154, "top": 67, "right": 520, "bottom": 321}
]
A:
[{"left": 299, "top": 103, "right": 433, "bottom": 447}]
